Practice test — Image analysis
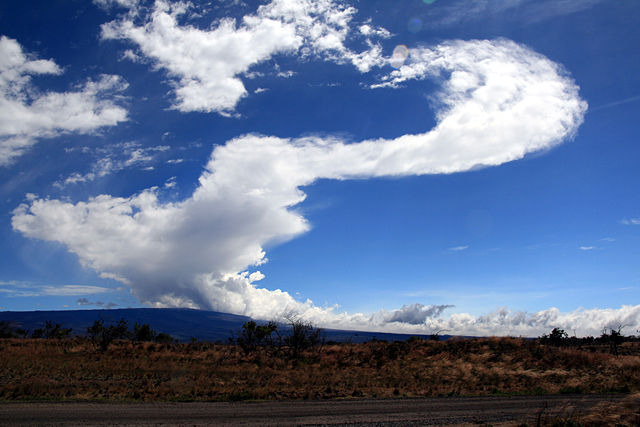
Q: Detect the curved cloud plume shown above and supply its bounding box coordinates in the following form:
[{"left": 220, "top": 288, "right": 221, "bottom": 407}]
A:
[{"left": 13, "top": 39, "right": 592, "bottom": 334}]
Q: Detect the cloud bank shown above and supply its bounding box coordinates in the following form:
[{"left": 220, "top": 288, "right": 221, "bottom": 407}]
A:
[
  {"left": 101, "top": 0, "right": 388, "bottom": 114},
  {"left": 0, "top": 36, "right": 128, "bottom": 166},
  {"left": 9, "top": 37, "right": 604, "bottom": 335}
]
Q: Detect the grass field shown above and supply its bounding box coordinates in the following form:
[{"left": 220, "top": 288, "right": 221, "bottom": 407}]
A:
[{"left": 1, "top": 337, "right": 639, "bottom": 403}]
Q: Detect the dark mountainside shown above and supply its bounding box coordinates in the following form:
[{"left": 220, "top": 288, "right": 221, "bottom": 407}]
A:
[{"left": 0, "top": 308, "right": 445, "bottom": 342}]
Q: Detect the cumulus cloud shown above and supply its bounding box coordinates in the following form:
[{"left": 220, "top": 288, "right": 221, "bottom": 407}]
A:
[
  {"left": 12, "top": 39, "right": 596, "bottom": 335},
  {"left": 0, "top": 36, "right": 128, "bottom": 166},
  {"left": 100, "top": 0, "right": 388, "bottom": 114}
]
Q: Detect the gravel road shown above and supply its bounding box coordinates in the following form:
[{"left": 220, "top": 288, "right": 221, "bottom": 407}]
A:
[{"left": 0, "top": 394, "right": 625, "bottom": 426}]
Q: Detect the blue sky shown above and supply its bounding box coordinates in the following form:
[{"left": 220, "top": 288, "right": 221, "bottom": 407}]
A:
[{"left": 0, "top": 0, "right": 639, "bottom": 336}]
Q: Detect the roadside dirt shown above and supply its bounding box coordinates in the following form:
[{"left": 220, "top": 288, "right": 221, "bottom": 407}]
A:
[{"left": 0, "top": 394, "right": 629, "bottom": 426}]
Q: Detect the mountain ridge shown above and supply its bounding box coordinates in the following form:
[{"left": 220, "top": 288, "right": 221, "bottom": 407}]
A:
[{"left": 0, "top": 307, "right": 446, "bottom": 342}]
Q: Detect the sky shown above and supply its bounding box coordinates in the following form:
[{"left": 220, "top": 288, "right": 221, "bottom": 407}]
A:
[{"left": 0, "top": 0, "right": 639, "bottom": 337}]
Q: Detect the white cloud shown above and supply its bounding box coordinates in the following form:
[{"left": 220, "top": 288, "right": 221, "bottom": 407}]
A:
[
  {"left": 164, "top": 176, "right": 177, "bottom": 189},
  {"left": 448, "top": 245, "right": 469, "bottom": 252},
  {"left": 121, "top": 49, "right": 143, "bottom": 63},
  {"left": 621, "top": 217, "right": 640, "bottom": 225},
  {"left": 12, "top": 39, "right": 590, "bottom": 334},
  {"left": 101, "top": 0, "right": 388, "bottom": 114},
  {"left": 55, "top": 142, "right": 170, "bottom": 187},
  {"left": 276, "top": 70, "right": 295, "bottom": 78},
  {"left": 0, "top": 36, "right": 128, "bottom": 166},
  {"left": 419, "top": 305, "right": 640, "bottom": 338},
  {"left": 93, "top": 0, "right": 139, "bottom": 10},
  {"left": 579, "top": 246, "right": 595, "bottom": 251}
]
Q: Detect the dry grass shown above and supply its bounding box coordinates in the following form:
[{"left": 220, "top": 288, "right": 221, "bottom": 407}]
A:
[{"left": 1, "top": 337, "right": 639, "bottom": 402}]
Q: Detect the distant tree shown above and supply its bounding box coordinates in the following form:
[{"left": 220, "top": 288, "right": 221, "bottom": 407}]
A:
[{"left": 87, "top": 318, "right": 130, "bottom": 352}]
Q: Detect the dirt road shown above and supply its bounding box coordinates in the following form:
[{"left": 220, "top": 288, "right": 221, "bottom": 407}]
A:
[{"left": 0, "top": 394, "right": 626, "bottom": 426}]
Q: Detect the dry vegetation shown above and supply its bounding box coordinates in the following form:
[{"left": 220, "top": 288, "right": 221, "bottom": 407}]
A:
[{"left": 1, "top": 337, "right": 639, "bottom": 403}]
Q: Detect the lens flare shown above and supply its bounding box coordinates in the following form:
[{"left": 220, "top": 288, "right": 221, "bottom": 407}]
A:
[
  {"left": 390, "top": 44, "right": 410, "bottom": 69},
  {"left": 407, "top": 18, "right": 422, "bottom": 33},
  {"left": 423, "top": 0, "right": 437, "bottom": 4}
]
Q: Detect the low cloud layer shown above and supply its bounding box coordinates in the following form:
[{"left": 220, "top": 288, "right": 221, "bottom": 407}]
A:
[
  {"left": 77, "top": 297, "right": 118, "bottom": 309},
  {"left": 10, "top": 38, "right": 608, "bottom": 335},
  {"left": 0, "top": 36, "right": 128, "bottom": 166},
  {"left": 0, "top": 282, "right": 111, "bottom": 297},
  {"left": 101, "top": 0, "right": 388, "bottom": 114}
]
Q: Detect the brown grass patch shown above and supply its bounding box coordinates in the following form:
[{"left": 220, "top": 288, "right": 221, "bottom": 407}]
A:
[{"left": 1, "top": 337, "right": 639, "bottom": 402}]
